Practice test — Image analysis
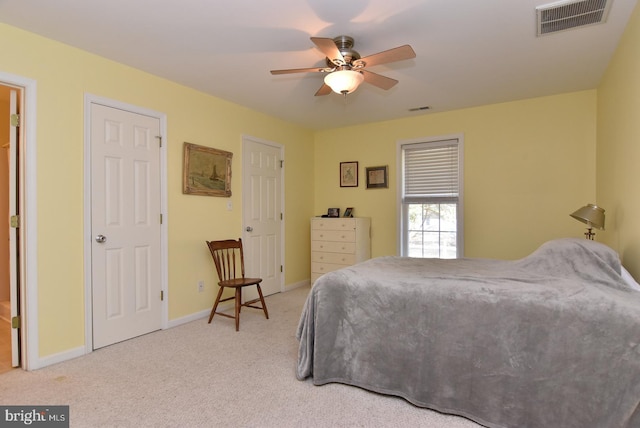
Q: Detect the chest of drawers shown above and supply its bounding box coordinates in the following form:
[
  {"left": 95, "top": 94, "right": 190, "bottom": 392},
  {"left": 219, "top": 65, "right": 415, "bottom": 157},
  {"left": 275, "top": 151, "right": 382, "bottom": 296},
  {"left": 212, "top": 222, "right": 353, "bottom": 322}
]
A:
[{"left": 310, "top": 217, "right": 371, "bottom": 285}]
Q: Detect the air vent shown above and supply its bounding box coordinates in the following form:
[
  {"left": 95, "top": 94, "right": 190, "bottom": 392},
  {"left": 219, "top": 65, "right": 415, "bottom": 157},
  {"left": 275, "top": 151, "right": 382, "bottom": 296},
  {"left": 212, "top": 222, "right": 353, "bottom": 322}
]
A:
[
  {"left": 409, "top": 106, "right": 431, "bottom": 112},
  {"left": 536, "top": 0, "right": 613, "bottom": 36}
]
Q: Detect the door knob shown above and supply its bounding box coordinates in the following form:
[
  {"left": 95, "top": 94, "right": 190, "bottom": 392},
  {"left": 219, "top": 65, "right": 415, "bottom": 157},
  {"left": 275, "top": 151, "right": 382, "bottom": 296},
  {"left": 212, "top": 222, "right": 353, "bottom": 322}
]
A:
[
  {"left": 95, "top": 234, "right": 107, "bottom": 243},
  {"left": 245, "top": 226, "right": 253, "bottom": 232}
]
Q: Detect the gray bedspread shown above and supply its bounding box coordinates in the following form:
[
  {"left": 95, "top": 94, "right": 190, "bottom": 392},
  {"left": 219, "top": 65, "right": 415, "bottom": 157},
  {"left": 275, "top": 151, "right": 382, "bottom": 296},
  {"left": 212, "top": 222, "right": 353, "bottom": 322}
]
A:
[{"left": 296, "top": 238, "right": 640, "bottom": 428}]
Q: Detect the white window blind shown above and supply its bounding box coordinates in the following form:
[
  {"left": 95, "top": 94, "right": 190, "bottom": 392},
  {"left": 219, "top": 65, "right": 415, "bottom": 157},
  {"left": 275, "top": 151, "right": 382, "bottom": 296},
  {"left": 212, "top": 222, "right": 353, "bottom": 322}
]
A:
[
  {"left": 403, "top": 139, "right": 459, "bottom": 202},
  {"left": 399, "top": 136, "right": 463, "bottom": 258}
]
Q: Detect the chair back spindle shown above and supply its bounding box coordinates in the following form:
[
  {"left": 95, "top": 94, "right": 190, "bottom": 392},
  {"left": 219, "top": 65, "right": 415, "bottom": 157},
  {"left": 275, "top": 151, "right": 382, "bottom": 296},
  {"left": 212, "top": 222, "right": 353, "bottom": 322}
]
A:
[{"left": 208, "top": 240, "right": 247, "bottom": 281}]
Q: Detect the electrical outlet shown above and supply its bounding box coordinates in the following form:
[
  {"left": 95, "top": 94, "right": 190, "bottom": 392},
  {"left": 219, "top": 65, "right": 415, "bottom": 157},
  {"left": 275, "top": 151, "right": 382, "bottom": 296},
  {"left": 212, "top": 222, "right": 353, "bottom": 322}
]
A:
[{"left": 198, "top": 280, "right": 204, "bottom": 292}]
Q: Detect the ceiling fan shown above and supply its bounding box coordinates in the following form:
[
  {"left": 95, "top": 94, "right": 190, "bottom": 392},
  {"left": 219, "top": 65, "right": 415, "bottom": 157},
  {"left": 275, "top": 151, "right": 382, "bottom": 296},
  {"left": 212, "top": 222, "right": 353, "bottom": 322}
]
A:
[{"left": 270, "top": 36, "right": 416, "bottom": 97}]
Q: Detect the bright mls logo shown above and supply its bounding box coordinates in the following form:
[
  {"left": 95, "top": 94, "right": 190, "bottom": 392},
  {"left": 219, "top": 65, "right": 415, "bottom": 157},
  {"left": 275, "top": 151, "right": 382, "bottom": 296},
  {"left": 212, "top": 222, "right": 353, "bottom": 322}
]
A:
[{"left": 1, "top": 406, "right": 69, "bottom": 427}]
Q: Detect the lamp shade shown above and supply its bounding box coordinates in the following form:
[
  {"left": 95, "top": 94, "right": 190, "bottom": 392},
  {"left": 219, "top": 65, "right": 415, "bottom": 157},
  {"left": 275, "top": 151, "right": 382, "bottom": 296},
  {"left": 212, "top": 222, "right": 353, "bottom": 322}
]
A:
[
  {"left": 324, "top": 70, "right": 364, "bottom": 95},
  {"left": 570, "top": 203, "right": 605, "bottom": 230}
]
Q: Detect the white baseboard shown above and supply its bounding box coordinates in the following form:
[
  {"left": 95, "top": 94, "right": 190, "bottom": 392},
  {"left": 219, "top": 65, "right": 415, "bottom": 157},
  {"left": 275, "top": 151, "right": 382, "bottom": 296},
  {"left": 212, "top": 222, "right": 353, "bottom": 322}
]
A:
[
  {"left": 30, "top": 282, "right": 311, "bottom": 369},
  {"left": 35, "top": 346, "right": 86, "bottom": 370},
  {"left": 167, "top": 308, "right": 210, "bottom": 328},
  {"left": 167, "top": 281, "right": 309, "bottom": 328},
  {"left": 284, "top": 279, "right": 311, "bottom": 291}
]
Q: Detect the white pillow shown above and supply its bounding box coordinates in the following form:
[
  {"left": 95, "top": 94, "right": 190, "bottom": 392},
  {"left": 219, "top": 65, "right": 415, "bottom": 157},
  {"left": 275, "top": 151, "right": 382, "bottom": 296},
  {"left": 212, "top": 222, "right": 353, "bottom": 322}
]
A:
[{"left": 621, "top": 266, "right": 640, "bottom": 291}]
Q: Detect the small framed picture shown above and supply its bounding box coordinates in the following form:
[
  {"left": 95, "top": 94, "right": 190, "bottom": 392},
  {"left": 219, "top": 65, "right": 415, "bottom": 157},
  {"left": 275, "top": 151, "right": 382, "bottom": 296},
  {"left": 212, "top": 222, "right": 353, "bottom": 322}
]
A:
[
  {"left": 328, "top": 208, "right": 340, "bottom": 217},
  {"left": 340, "top": 161, "right": 358, "bottom": 187},
  {"left": 343, "top": 207, "right": 354, "bottom": 218},
  {"left": 366, "top": 165, "right": 388, "bottom": 189}
]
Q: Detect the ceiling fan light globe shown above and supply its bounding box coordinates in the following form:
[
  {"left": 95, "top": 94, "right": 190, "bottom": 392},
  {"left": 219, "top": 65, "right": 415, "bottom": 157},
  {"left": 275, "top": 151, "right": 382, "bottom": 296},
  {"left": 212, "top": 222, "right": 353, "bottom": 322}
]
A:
[{"left": 324, "top": 70, "right": 364, "bottom": 95}]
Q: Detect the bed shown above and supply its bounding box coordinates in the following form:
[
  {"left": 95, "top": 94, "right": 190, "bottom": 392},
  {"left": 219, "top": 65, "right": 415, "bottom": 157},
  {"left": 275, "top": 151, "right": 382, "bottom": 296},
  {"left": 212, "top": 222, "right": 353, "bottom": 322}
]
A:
[{"left": 296, "top": 238, "right": 640, "bottom": 428}]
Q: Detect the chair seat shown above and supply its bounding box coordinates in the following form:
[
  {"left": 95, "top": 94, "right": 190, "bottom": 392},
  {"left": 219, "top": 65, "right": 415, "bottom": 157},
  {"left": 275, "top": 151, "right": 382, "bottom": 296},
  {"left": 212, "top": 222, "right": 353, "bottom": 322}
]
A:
[{"left": 219, "top": 277, "right": 262, "bottom": 288}]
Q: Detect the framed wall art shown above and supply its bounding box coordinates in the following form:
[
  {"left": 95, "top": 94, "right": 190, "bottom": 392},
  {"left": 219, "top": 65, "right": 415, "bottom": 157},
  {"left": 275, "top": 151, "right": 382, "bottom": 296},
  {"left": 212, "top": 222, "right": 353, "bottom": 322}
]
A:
[
  {"left": 366, "top": 165, "right": 388, "bottom": 189},
  {"left": 183, "top": 142, "right": 233, "bottom": 197},
  {"left": 340, "top": 161, "right": 358, "bottom": 187}
]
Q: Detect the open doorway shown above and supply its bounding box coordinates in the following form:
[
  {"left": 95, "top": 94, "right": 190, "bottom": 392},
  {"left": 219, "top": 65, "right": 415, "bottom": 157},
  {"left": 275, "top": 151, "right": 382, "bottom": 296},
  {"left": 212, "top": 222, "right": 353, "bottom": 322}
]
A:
[
  {"left": 0, "top": 83, "right": 21, "bottom": 373},
  {"left": 0, "top": 71, "right": 37, "bottom": 371},
  {"left": 0, "top": 82, "right": 24, "bottom": 373}
]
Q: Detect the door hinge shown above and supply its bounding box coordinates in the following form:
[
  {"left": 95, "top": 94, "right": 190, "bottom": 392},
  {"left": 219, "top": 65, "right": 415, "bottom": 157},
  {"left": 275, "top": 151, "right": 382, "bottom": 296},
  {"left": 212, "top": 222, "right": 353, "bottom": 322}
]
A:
[
  {"left": 155, "top": 136, "right": 162, "bottom": 147},
  {"left": 10, "top": 114, "right": 19, "bottom": 127},
  {"left": 280, "top": 265, "right": 283, "bottom": 273},
  {"left": 10, "top": 215, "right": 20, "bottom": 228},
  {"left": 280, "top": 160, "right": 284, "bottom": 168},
  {"left": 11, "top": 316, "right": 20, "bottom": 329},
  {"left": 160, "top": 213, "right": 163, "bottom": 224},
  {"left": 280, "top": 213, "right": 283, "bottom": 220},
  {"left": 160, "top": 290, "right": 164, "bottom": 301}
]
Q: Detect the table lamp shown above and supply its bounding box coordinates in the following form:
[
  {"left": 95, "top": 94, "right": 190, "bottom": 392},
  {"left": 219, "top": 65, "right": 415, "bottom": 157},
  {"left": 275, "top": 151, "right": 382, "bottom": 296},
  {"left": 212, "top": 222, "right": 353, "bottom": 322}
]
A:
[{"left": 570, "top": 203, "right": 605, "bottom": 240}]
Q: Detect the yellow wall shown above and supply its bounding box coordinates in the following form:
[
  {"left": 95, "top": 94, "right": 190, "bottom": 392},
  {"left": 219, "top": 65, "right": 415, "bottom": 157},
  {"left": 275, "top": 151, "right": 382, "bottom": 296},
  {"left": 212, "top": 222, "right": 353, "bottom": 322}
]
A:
[
  {"left": 315, "top": 91, "right": 597, "bottom": 260},
  {"left": 597, "top": 2, "right": 640, "bottom": 276},
  {"left": 0, "top": 24, "right": 315, "bottom": 357},
  {"left": 3, "top": 4, "right": 638, "bottom": 360}
]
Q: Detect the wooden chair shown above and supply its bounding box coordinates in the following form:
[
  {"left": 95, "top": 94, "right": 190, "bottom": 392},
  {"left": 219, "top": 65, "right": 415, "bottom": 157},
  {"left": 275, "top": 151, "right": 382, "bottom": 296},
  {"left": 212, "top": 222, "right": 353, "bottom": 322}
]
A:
[{"left": 206, "top": 239, "right": 269, "bottom": 331}]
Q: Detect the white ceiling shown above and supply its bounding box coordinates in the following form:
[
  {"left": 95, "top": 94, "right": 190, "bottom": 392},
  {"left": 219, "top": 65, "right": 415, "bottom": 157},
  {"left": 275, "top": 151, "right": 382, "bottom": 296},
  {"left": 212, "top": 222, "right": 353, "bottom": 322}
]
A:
[{"left": 0, "top": 0, "right": 637, "bottom": 130}]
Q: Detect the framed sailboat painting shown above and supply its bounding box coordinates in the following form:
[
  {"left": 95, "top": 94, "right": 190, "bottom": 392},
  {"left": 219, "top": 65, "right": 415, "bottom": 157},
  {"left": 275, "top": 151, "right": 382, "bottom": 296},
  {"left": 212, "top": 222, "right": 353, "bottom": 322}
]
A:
[{"left": 183, "top": 142, "right": 233, "bottom": 197}]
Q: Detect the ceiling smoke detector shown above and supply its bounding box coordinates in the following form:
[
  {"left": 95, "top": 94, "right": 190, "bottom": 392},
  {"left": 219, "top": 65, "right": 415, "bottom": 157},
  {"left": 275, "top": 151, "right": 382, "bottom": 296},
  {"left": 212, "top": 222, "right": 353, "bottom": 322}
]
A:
[{"left": 536, "top": 0, "right": 613, "bottom": 36}]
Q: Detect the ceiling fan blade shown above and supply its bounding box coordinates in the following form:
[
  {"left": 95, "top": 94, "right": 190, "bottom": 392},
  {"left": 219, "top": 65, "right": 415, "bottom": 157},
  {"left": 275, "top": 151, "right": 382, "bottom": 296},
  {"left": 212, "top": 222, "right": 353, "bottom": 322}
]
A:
[
  {"left": 310, "top": 37, "right": 345, "bottom": 65},
  {"left": 361, "top": 70, "right": 398, "bottom": 90},
  {"left": 358, "top": 45, "right": 416, "bottom": 68},
  {"left": 271, "top": 67, "right": 327, "bottom": 75},
  {"left": 314, "top": 84, "right": 332, "bottom": 96}
]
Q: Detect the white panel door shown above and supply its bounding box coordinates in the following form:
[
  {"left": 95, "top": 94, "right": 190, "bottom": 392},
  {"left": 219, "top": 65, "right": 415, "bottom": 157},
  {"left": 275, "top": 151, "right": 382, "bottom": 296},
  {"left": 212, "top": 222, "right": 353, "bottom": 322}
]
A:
[
  {"left": 242, "top": 137, "right": 282, "bottom": 297},
  {"left": 91, "top": 104, "right": 162, "bottom": 349}
]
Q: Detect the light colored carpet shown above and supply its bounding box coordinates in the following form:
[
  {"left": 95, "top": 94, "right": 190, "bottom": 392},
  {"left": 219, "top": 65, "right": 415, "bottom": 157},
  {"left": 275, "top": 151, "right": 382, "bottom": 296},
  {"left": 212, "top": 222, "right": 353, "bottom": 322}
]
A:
[{"left": 0, "top": 286, "right": 481, "bottom": 427}]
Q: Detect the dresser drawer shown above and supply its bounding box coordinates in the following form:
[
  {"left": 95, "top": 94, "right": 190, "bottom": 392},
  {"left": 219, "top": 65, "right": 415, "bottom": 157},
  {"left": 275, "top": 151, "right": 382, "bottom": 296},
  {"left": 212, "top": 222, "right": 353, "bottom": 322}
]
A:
[
  {"left": 311, "top": 261, "right": 349, "bottom": 275},
  {"left": 312, "top": 251, "right": 356, "bottom": 265},
  {"left": 311, "top": 241, "right": 356, "bottom": 254},
  {"left": 311, "top": 230, "right": 356, "bottom": 242},
  {"left": 311, "top": 218, "right": 356, "bottom": 231}
]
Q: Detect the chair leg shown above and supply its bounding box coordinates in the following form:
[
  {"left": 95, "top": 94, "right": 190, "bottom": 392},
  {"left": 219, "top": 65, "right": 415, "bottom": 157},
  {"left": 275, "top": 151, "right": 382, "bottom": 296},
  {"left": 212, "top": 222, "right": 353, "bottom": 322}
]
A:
[
  {"left": 208, "top": 286, "right": 225, "bottom": 323},
  {"left": 234, "top": 288, "right": 241, "bottom": 331},
  {"left": 256, "top": 284, "right": 269, "bottom": 319}
]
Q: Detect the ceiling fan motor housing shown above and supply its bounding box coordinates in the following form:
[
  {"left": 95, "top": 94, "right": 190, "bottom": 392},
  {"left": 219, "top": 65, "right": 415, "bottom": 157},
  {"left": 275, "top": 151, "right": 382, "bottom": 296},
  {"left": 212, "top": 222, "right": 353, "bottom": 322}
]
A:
[{"left": 325, "top": 35, "right": 361, "bottom": 69}]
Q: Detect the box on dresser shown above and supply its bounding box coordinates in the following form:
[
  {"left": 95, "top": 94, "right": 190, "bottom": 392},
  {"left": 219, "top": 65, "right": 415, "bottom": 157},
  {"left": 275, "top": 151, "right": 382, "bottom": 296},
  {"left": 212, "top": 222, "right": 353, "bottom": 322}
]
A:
[{"left": 310, "top": 217, "right": 371, "bottom": 285}]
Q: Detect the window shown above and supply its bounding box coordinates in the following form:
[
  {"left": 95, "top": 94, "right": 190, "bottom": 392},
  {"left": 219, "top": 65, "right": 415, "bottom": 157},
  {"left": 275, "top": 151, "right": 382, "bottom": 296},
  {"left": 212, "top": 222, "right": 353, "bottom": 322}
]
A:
[{"left": 398, "top": 137, "right": 463, "bottom": 258}]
